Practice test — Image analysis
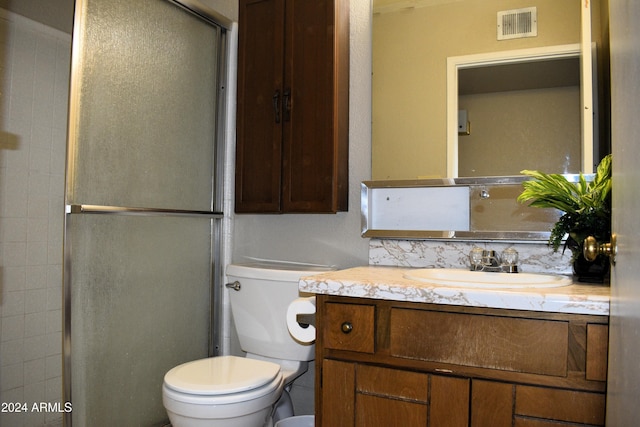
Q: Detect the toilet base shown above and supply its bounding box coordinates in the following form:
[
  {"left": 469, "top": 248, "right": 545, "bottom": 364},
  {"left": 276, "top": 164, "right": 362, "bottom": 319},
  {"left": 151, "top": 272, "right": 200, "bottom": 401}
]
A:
[
  {"left": 166, "top": 406, "right": 272, "bottom": 427},
  {"left": 272, "top": 388, "right": 294, "bottom": 425}
]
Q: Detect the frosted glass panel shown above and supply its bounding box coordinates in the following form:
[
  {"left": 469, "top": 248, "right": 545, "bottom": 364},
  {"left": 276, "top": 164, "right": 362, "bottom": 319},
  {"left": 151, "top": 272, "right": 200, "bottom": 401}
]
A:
[
  {"left": 68, "top": 215, "right": 211, "bottom": 425},
  {"left": 67, "top": 0, "right": 220, "bottom": 210}
]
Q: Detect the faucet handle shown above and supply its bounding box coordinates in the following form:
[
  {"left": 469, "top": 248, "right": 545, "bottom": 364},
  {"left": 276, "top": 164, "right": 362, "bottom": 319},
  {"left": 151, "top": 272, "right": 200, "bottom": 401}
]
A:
[
  {"left": 501, "top": 248, "right": 519, "bottom": 273},
  {"left": 469, "top": 247, "right": 484, "bottom": 271}
]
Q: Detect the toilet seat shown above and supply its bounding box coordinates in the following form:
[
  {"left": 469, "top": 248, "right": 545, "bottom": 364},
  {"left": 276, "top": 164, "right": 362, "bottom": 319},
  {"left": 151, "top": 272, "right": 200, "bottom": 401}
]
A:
[{"left": 164, "top": 356, "right": 282, "bottom": 403}]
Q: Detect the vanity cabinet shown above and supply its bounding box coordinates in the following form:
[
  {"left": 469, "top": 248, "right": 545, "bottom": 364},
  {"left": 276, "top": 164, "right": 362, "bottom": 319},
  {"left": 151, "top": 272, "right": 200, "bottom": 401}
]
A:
[
  {"left": 315, "top": 296, "right": 608, "bottom": 427},
  {"left": 235, "top": 0, "right": 349, "bottom": 213}
]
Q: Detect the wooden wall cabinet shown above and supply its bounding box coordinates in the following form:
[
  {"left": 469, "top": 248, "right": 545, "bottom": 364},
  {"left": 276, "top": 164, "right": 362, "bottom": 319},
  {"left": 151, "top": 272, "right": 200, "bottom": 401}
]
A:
[
  {"left": 235, "top": 0, "right": 349, "bottom": 213},
  {"left": 316, "top": 296, "right": 609, "bottom": 427}
]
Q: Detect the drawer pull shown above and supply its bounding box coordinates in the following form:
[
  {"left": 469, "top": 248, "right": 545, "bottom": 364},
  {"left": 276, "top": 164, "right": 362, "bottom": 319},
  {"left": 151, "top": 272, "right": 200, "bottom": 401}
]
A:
[{"left": 341, "top": 322, "right": 353, "bottom": 334}]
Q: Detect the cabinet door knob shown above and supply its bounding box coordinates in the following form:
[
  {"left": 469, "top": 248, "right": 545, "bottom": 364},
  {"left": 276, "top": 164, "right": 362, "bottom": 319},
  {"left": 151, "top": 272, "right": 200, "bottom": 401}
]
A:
[{"left": 341, "top": 322, "right": 353, "bottom": 334}]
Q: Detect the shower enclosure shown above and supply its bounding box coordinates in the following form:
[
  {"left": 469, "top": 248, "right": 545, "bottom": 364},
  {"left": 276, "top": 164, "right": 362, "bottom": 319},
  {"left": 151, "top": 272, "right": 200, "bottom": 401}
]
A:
[{"left": 63, "top": 0, "right": 230, "bottom": 425}]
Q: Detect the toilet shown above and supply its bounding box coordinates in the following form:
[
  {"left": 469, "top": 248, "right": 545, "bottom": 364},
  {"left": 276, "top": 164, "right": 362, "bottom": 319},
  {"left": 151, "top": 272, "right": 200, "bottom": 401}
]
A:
[{"left": 162, "top": 262, "right": 333, "bottom": 427}]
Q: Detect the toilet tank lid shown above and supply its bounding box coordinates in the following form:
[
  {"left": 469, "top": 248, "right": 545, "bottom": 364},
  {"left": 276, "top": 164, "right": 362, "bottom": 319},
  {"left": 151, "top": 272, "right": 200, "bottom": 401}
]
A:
[
  {"left": 164, "top": 356, "right": 281, "bottom": 395},
  {"left": 227, "top": 260, "right": 336, "bottom": 281}
]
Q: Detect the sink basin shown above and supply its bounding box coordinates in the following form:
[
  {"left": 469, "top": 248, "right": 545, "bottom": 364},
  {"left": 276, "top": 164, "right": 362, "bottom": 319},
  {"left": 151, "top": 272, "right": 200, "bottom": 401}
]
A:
[{"left": 403, "top": 268, "right": 572, "bottom": 289}]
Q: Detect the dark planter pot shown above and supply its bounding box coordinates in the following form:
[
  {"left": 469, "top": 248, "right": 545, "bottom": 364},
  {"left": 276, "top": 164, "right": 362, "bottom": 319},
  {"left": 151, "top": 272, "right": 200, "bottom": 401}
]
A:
[
  {"left": 565, "top": 234, "right": 610, "bottom": 284},
  {"left": 572, "top": 252, "right": 610, "bottom": 283}
]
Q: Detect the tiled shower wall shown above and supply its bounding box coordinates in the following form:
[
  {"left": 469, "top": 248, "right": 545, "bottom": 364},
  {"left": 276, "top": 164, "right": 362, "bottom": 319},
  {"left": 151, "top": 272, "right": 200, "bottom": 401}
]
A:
[{"left": 0, "top": 10, "right": 70, "bottom": 427}]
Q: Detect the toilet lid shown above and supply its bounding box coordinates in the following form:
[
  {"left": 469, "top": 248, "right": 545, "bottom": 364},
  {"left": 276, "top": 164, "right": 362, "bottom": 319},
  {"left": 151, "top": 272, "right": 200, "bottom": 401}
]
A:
[{"left": 164, "top": 355, "right": 281, "bottom": 395}]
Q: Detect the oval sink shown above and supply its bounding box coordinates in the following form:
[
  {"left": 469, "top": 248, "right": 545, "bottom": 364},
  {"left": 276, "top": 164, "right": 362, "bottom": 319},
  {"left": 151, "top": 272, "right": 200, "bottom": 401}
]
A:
[{"left": 403, "top": 268, "right": 572, "bottom": 289}]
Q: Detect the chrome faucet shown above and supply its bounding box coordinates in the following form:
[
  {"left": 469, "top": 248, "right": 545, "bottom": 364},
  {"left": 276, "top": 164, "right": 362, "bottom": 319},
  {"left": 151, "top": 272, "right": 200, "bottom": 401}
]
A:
[{"left": 469, "top": 248, "right": 519, "bottom": 273}]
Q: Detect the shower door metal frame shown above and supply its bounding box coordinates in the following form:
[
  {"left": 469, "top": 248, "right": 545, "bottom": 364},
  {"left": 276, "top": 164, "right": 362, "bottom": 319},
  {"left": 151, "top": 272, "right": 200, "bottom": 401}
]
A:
[{"left": 62, "top": 1, "right": 232, "bottom": 424}]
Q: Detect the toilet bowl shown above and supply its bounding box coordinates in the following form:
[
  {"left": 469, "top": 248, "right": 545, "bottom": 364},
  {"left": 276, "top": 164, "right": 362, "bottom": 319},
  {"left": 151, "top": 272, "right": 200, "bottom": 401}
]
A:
[
  {"left": 163, "top": 356, "right": 284, "bottom": 427},
  {"left": 162, "top": 262, "right": 334, "bottom": 427}
]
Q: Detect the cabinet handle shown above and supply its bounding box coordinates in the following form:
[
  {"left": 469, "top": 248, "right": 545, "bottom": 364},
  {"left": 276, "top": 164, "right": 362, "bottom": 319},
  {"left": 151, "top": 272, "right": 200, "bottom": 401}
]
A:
[
  {"left": 283, "top": 88, "right": 291, "bottom": 122},
  {"left": 341, "top": 322, "right": 353, "bottom": 334},
  {"left": 273, "top": 90, "right": 281, "bottom": 123}
]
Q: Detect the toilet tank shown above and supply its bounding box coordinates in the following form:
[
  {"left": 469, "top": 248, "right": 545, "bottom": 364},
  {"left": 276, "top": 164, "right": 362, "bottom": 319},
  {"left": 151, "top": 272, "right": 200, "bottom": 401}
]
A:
[{"left": 226, "top": 262, "right": 335, "bottom": 361}]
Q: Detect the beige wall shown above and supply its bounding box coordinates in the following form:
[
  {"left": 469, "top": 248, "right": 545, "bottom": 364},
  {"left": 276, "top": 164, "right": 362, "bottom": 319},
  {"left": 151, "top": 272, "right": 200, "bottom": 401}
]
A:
[
  {"left": 458, "top": 86, "right": 581, "bottom": 176},
  {"left": 372, "top": 0, "right": 581, "bottom": 179}
]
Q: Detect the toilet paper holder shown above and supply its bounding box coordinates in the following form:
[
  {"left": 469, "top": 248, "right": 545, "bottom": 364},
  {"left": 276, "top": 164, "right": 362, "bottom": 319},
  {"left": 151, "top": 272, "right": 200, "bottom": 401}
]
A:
[{"left": 296, "top": 313, "right": 316, "bottom": 328}]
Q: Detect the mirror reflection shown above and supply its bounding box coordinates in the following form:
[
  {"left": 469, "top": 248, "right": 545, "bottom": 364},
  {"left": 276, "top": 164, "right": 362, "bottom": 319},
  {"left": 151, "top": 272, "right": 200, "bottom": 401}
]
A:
[{"left": 372, "top": 0, "right": 610, "bottom": 180}]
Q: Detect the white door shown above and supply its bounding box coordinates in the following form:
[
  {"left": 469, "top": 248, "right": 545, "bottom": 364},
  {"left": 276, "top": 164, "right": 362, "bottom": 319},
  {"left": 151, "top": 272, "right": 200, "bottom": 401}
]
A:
[{"left": 606, "top": 0, "right": 640, "bottom": 424}]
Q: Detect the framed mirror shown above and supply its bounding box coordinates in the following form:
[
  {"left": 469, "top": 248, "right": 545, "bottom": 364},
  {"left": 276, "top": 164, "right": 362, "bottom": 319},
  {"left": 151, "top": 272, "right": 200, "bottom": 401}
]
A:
[{"left": 372, "top": 0, "right": 610, "bottom": 181}]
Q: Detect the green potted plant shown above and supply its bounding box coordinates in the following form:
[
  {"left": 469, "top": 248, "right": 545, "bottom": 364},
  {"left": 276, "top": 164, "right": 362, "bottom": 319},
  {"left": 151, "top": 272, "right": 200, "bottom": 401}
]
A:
[{"left": 517, "top": 154, "right": 612, "bottom": 282}]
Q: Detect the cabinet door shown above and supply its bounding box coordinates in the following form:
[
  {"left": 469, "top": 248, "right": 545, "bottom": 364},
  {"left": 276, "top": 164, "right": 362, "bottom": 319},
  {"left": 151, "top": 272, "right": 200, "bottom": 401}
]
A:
[
  {"left": 236, "top": 0, "right": 284, "bottom": 213},
  {"left": 431, "top": 375, "right": 470, "bottom": 427},
  {"left": 321, "top": 359, "right": 355, "bottom": 427},
  {"left": 356, "top": 365, "right": 428, "bottom": 426},
  {"left": 471, "top": 380, "right": 514, "bottom": 427},
  {"left": 282, "top": 0, "right": 349, "bottom": 213}
]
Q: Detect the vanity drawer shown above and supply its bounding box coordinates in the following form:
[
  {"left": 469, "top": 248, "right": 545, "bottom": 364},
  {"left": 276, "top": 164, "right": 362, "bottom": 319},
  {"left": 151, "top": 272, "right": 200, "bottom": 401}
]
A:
[
  {"left": 389, "top": 308, "right": 569, "bottom": 376},
  {"left": 323, "top": 302, "right": 375, "bottom": 353}
]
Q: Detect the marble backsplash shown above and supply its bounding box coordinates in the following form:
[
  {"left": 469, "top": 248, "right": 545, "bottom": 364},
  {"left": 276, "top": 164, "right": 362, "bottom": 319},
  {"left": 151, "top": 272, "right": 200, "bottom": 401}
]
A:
[{"left": 369, "top": 239, "right": 574, "bottom": 275}]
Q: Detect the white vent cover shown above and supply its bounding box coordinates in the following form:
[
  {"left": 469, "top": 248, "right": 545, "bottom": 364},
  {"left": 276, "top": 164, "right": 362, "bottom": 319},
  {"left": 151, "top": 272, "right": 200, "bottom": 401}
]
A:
[{"left": 497, "top": 7, "right": 537, "bottom": 40}]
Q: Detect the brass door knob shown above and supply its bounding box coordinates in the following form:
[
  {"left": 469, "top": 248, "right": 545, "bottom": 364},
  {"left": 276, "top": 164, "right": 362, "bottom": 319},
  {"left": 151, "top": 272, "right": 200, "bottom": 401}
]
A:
[{"left": 583, "top": 234, "right": 617, "bottom": 264}]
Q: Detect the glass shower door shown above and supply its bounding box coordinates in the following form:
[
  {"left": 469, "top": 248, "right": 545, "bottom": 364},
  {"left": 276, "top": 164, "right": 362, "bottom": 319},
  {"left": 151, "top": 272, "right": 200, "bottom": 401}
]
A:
[{"left": 63, "top": 0, "right": 229, "bottom": 425}]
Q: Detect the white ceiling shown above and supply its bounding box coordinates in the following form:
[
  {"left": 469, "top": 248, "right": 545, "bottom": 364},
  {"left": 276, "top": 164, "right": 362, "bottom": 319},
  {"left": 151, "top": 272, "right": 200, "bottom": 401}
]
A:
[{"left": 0, "top": 0, "right": 74, "bottom": 33}]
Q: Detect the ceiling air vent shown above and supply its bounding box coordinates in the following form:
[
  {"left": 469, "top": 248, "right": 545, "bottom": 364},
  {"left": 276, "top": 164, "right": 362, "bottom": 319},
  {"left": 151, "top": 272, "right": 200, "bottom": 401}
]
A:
[{"left": 497, "top": 7, "right": 537, "bottom": 40}]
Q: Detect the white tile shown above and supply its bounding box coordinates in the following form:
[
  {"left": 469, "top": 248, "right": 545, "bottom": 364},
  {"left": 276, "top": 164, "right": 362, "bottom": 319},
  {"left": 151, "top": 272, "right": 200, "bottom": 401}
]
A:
[
  {"left": 24, "top": 288, "right": 47, "bottom": 314},
  {"left": 2, "top": 241, "right": 27, "bottom": 267},
  {"left": 26, "top": 241, "right": 48, "bottom": 265},
  {"left": 2, "top": 293, "right": 25, "bottom": 318},
  {"left": 45, "top": 412, "right": 64, "bottom": 426},
  {"left": 24, "top": 357, "right": 45, "bottom": 385},
  {"left": 29, "top": 146, "right": 51, "bottom": 174},
  {"left": 46, "top": 265, "right": 62, "bottom": 288},
  {"left": 46, "top": 287, "right": 62, "bottom": 311},
  {"left": 44, "top": 376, "right": 61, "bottom": 402},
  {"left": 0, "top": 412, "right": 26, "bottom": 427},
  {"left": 45, "top": 332, "right": 61, "bottom": 357},
  {"left": 24, "top": 312, "right": 46, "bottom": 337},
  {"left": 22, "top": 335, "right": 46, "bottom": 361},
  {"left": 1, "top": 384, "right": 24, "bottom": 401},
  {"left": 27, "top": 173, "right": 50, "bottom": 199},
  {"left": 26, "top": 265, "right": 47, "bottom": 290},
  {"left": 27, "top": 218, "right": 48, "bottom": 243},
  {"left": 0, "top": 338, "right": 24, "bottom": 366},
  {"left": 45, "top": 310, "right": 61, "bottom": 333},
  {"left": 1, "top": 217, "right": 27, "bottom": 242},
  {"left": 3, "top": 266, "right": 27, "bottom": 292},
  {"left": 45, "top": 354, "right": 61, "bottom": 380},
  {"left": 1, "top": 171, "right": 29, "bottom": 217},
  {"left": 31, "top": 123, "right": 53, "bottom": 151},
  {"left": 24, "top": 406, "right": 46, "bottom": 426},
  {"left": 1, "top": 362, "right": 24, "bottom": 390},
  {"left": 23, "top": 380, "right": 45, "bottom": 405}
]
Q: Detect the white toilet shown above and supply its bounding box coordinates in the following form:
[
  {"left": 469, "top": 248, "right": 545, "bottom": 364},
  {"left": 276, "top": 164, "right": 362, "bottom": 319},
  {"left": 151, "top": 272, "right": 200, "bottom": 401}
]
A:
[{"left": 162, "top": 262, "right": 333, "bottom": 427}]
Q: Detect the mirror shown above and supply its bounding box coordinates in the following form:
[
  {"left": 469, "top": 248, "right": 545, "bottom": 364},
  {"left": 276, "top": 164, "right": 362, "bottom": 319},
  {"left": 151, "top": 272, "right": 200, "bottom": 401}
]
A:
[{"left": 372, "top": 0, "right": 610, "bottom": 180}]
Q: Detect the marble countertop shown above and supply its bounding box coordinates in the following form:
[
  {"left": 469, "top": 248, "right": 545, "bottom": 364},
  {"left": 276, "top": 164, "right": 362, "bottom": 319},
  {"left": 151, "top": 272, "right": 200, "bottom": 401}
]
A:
[{"left": 299, "top": 266, "right": 610, "bottom": 315}]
